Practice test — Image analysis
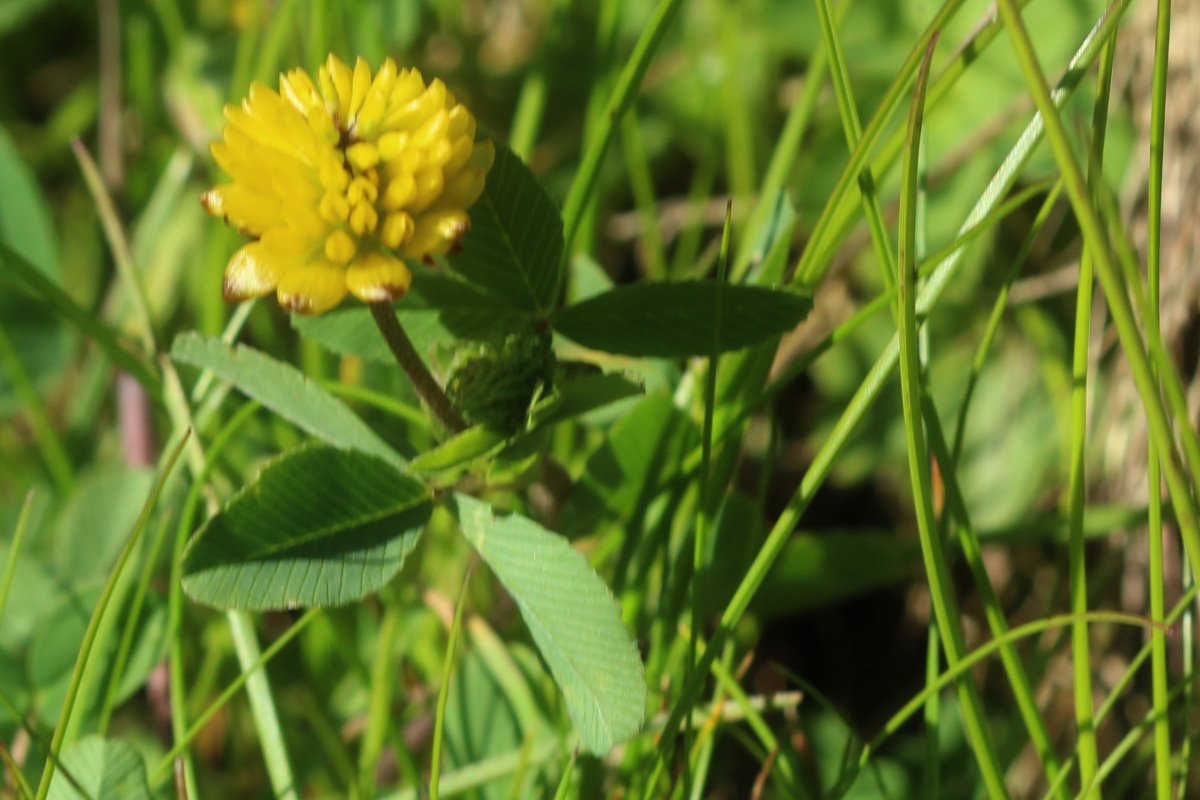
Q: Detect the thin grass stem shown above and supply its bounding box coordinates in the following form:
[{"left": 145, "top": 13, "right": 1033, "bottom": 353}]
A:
[
  {"left": 72, "top": 140, "right": 158, "bottom": 356},
  {"left": 0, "top": 491, "right": 35, "bottom": 633},
  {"left": 560, "top": 0, "right": 685, "bottom": 252},
  {"left": 96, "top": 512, "right": 174, "bottom": 735},
  {"left": 359, "top": 600, "right": 402, "bottom": 797},
  {"left": 227, "top": 610, "right": 298, "bottom": 799},
  {"left": 1064, "top": 33, "right": 1119, "bottom": 797},
  {"left": 33, "top": 435, "right": 188, "bottom": 800},
  {"left": 812, "top": 0, "right": 896, "bottom": 291},
  {"left": 0, "top": 326, "right": 73, "bottom": 494},
  {"left": 997, "top": 0, "right": 1200, "bottom": 613},
  {"left": 1147, "top": 0, "right": 1173, "bottom": 794},
  {"left": 621, "top": 111, "right": 669, "bottom": 279},
  {"left": 430, "top": 565, "right": 474, "bottom": 800},
  {"left": 895, "top": 35, "right": 1007, "bottom": 798},
  {"left": 150, "top": 609, "right": 319, "bottom": 786}
]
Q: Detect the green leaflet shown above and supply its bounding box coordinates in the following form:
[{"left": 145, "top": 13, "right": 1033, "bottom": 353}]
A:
[
  {"left": 447, "top": 144, "right": 563, "bottom": 315},
  {"left": 171, "top": 333, "right": 404, "bottom": 469},
  {"left": 183, "top": 445, "right": 430, "bottom": 610},
  {"left": 552, "top": 281, "right": 812, "bottom": 358},
  {"left": 452, "top": 494, "right": 645, "bottom": 754},
  {"left": 47, "top": 736, "right": 152, "bottom": 800}
]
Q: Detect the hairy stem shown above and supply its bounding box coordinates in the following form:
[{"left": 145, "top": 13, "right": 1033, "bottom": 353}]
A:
[{"left": 370, "top": 303, "right": 466, "bottom": 433}]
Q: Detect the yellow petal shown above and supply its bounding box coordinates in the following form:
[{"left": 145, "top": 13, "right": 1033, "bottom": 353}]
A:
[
  {"left": 413, "top": 109, "right": 449, "bottom": 150},
  {"left": 384, "top": 79, "right": 444, "bottom": 132},
  {"left": 402, "top": 210, "right": 470, "bottom": 258},
  {"left": 446, "top": 105, "right": 473, "bottom": 139},
  {"left": 346, "top": 251, "right": 412, "bottom": 303},
  {"left": 319, "top": 191, "right": 351, "bottom": 223},
  {"left": 346, "top": 141, "right": 380, "bottom": 171},
  {"left": 410, "top": 168, "right": 444, "bottom": 212},
  {"left": 349, "top": 57, "right": 373, "bottom": 120},
  {"left": 356, "top": 58, "right": 396, "bottom": 134},
  {"left": 325, "top": 229, "right": 357, "bottom": 264},
  {"left": 388, "top": 69, "right": 426, "bottom": 112},
  {"left": 380, "top": 212, "right": 414, "bottom": 249},
  {"left": 320, "top": 54, "right": 353, "bottom": 122},
  {"left": 277, "top": 261, "right": 348, "bottom": 314},
  {"left": 441, "top": 164, "right": 488, "bottom": 210},
  {"left": 444, "top": 134, "right": 475, "bottom": 172},
  {"left": 262, "top": 226, "right": 320, "bottom": 258},
  {"left": 223, "top": 241, "right": 287, "bottom": 301},
  {"left": 280, "top": 68, "right": 320, "bottom": 115},
  {"left": 378, "top": 131, "right": 408, "bottom": 162},
  {"left": 348, "top": 201, "right": 378, "bottom": 235},
  {"left": 382, "top": 172, "right": 416, "bottom": 210},
  {"left": 201, "top": 183, "right": 281, "bottom": 235}
]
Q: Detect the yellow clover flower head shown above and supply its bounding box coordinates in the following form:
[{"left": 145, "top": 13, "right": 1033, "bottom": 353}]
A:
[{"left": 202, "top": 54, "right": 495, "bottom": 314}]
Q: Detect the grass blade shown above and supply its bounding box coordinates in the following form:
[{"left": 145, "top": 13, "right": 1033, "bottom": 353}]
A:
[
  {"left": 560, "top": 0, "right": 685, "bottom": 253},
  {"left": 997, "top": 0, "right": 1200, "bottom": 616},
  {"left": 894, "top": 33, "right": 1007, "bottom": 799},
  {"left": 33, "top": 434, "right": 189, "bottom": 800}
]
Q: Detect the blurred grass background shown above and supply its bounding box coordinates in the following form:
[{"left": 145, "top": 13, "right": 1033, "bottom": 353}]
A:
[{"left": 2, "top": 0, "right": 1199, "bottom": 797}]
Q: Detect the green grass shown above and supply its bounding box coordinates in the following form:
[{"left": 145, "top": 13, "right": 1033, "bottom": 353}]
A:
[{"left": 1, "top": 0, "right": 1198, "bottom": 797}]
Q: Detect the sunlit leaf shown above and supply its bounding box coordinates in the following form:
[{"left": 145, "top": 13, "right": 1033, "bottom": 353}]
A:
[
  {"left": 453, "top": 494, "right": 645, "bottom": 754},
  {"left": 171, "top": 333, "right": 403, "bottom": 468}
]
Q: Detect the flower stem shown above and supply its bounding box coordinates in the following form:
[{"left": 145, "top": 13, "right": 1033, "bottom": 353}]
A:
[{"left": 369, "top": 303, "right": 466, "bottom": 433}]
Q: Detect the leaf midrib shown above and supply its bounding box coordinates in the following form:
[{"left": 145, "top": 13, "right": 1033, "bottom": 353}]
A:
[
  {"left": 478, "top": 187, "right": 549, "bottom": 316},
  {"left": 199, "top": 491, "right": 429, "bottom": 566},
  {"left": 465, "top": 500, "right": 633, "bottom": 748}
]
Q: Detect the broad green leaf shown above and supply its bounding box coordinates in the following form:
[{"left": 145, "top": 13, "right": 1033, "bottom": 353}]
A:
[
  {"left": 416, "top": 272, "right": 534, "bottom": 341},
  {"left": 0, "top": 242, "right": 157, "bottom": 395},
  {"left": 453, "top": 494, "right": 645, "bottom": 754},
  {"left": 446, "top": 144, "right": 563, "bottom": 314},
  {"left": 0, "top": 126, "right": 72, "bottom": 412},
  {"left": 183, "top": 445, "right": 430, "bottom": 610},
  {"left": 28, "top": 586, "right": 166, "bottom": 726},
  {"left": 551, "top": 281, "right": 812, "bottom": 357},
  {"left": 293, "top": 305, "right": 395, "bottom": 362},
  {"left": 0, "top": 539, "right": 58, "bottom": 651},
  {"left": 443, "top": 647, "right": 526, "bottom": 800},
  {"left": 171, "top": 332, "right": 403, "bottom": 468},
  {"left": 47, "top": 466, "right": 155, "bottom": 581},
  {"left": 417, "top": 272, "right": 535, "bottom": 340},
  {"left": 0, "top": 127, "right": 56, "bottom": 282},
  {"left": 47, "top": 736, "right": 152, "bottom": 800}
]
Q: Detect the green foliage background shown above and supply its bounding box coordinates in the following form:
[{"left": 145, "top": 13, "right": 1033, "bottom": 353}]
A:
[{"left": 2, "top": 0, "right": 1197, "bottom": 798}]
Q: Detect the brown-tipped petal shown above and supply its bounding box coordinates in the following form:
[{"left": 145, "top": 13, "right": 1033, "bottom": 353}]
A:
[
  {"left": 222, "top": 242, "right": 285, "bottom": 302},
  {"left": 276, "top": 262, "right": 349, "bottom": 315},
  {"left": 346, "top": 251, "right": 413, "bottom": 303}
]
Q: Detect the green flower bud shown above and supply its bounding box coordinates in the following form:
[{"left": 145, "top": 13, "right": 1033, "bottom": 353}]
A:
[{"left": 446, "top": 333, "right": 555, "bottom": 434}]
